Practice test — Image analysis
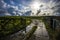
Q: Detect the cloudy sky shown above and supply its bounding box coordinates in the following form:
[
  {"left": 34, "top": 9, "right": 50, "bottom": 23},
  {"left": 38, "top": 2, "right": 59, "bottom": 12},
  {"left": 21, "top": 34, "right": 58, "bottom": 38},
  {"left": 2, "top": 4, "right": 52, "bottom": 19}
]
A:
[{"left": 0, "top": 0, "right": 60, "bottom": 16}]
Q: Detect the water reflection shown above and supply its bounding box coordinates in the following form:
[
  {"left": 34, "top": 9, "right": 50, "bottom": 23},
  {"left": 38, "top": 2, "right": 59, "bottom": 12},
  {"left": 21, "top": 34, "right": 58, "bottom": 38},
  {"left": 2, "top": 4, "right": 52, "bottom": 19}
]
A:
[{"left": 1, "top": 19, "right": 49, "bottom": 40}]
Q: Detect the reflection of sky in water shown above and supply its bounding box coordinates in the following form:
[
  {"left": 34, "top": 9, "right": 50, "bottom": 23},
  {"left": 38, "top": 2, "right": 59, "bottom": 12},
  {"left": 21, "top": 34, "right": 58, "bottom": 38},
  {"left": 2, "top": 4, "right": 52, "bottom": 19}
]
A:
[
  {"left": 26, "top": 20, "right": 49, "bottom": 40},
  {"left": 0, "top": 0, "right": 60, "bottom": 16}
]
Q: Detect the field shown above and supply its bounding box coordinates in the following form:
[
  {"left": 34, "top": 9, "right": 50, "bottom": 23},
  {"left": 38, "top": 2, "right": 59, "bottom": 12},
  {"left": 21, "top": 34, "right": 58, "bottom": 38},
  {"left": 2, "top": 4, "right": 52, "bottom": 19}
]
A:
[{"left": 0, "top": 16, "right": 60, "bottom": 40}]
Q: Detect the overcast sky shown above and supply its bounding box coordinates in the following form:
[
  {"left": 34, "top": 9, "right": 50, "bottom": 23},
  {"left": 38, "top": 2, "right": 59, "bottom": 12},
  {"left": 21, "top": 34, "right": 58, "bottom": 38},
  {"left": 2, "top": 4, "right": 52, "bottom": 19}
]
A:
[{"left": 0, "top": 0, "right": 60, "bottom": 16}]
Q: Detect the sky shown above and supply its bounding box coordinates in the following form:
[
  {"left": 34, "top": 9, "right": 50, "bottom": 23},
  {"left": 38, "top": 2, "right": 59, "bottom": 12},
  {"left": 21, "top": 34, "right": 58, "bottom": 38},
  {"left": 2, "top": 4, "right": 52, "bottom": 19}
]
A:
[{"left": 0, "top": 0, "right": 60, "bottom": 16}]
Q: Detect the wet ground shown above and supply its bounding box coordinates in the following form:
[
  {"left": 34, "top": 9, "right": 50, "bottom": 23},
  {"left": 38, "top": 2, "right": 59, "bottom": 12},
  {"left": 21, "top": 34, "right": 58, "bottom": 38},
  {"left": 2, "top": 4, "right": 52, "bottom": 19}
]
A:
[{"left": 1, "top": 19, "right": 49, "bottom": 40}]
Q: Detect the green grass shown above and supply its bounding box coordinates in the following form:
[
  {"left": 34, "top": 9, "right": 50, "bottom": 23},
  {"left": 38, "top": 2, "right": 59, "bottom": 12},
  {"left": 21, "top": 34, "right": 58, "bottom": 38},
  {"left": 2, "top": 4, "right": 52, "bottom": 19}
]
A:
[
  {"left": 0, "top": 16, "right": 32, "bottom": 38},
  {"left": 1, "top": 16, "right": 60, "bottom": 40},
  {"left": 42, "top": 17, "right": 60, "bottom": 40},
  {"left": 0, "top": 16, "right": 44, "bottom": 38}
]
